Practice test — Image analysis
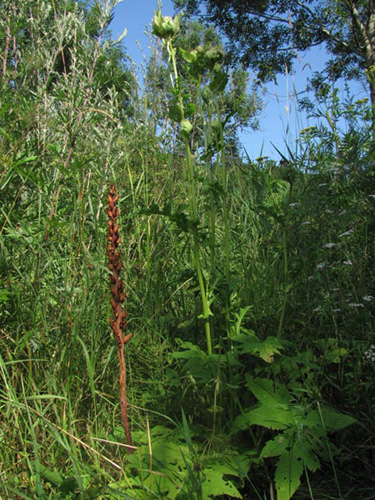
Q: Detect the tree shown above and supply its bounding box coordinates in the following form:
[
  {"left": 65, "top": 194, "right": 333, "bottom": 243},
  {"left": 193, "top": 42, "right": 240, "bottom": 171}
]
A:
[
  {"left": 0, "top": 0, "right": 133, "bottom": 113},
  {"left": 175, "top": 0, "right": 375, "bottom": 134}
]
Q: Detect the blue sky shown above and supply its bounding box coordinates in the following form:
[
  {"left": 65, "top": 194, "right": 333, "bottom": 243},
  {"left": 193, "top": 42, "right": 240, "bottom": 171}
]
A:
[{"left": 110, "top": 0, "right": 368, "bottom": 160}]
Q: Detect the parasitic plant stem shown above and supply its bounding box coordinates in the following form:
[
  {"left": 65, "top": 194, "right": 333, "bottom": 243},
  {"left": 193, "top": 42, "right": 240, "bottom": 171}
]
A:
[{"left": 107, "top": 185, "right": 133, "bottom": 451}]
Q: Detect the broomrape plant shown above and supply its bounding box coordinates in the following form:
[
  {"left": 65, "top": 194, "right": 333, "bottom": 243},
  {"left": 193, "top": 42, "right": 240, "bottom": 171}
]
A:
[{"left": 107, "top": 184, "right": 133, "bottom": 452}]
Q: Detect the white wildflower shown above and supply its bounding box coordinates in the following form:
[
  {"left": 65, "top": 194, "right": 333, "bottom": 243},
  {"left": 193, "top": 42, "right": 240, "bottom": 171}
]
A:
[
  {"left": 313, "top": 306, "right": 321, "bottom": 313},
  {"left": 332, "top": 308, "right": 341, "bottom": 312},
  {"left": 349, "top": 303, "right": 364, "bottom": 308},
  {"left": 301, "top": 221, "right": 311, "bottom": 226},
  {"left": 363, "top": 295, "right": 374, "bottom": 302},
  {"left": 29, "top": 338, "right": 40, "bottom": 352},
  {"left": 343, "top": 260, "right": 353, "bottom": 266},
  {"left": 339, "top": 230, "right": 352, "bottom": 238},
  {"left": 289, "top": 203, "right": 299, "bottom": 208},
  {"left": 316, "top": 262, "right": 325, "bottom": 269},
  {"left": 318, "top": 183, "right": 328, "bottom": 187},
  {"left": 339, "top": 210, "right": 347, "bottom": 215},
  {"left": 325, "top": 209, "right": 334, "bottom": 214},
  {"left": 364, "top": 345, "right": 375, "bottom": 362},
  {"left": 323, "top": 243, "right": 336, "bottom": 248},
  {"left": 368, "top": 194, "right": 375, "bottom": 198}
]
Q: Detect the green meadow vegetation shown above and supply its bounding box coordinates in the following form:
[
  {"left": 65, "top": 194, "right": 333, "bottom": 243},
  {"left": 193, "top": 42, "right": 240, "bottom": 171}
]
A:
[{"left": 1, "top": 1, "right": 375, "bottom": 499}]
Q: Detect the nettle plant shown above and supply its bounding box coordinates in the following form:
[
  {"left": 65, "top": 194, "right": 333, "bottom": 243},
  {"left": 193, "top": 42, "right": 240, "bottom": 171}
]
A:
[
  {"left": 233, "top": 315, "right": 358, "bottom": 500},
  {"left": 232, "top": 367, "right": 356, "bottom": 500},
  {"left": 167, "top": 305, "right": 356, "bottom": 499}
]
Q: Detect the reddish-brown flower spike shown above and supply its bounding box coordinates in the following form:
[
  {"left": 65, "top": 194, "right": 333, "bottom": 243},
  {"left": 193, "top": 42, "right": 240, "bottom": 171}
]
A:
[{"left": 106, "top": 184, "right": 133, "bottom": 452}]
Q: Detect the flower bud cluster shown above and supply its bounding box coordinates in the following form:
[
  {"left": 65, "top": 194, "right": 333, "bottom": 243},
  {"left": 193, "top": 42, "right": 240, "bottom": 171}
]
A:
[{"left": 152, "top": 9, "right": 182, "bottom": 41}]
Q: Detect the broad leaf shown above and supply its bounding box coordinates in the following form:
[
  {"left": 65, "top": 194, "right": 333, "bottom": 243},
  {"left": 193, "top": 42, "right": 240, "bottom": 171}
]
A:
[
  {"left": 202, "top": 467, "right": 242, "bottom": 499},
  {"left": 318, "top": 407, "right": 356, "bottom": 431},
  {"left": 209, "top": 69, "right": 228, "bottom": 92},
  {"left": 171, "top": 341, "right": 207, "bottom": 359},
  {"left": 169, "top": 103, "right": 184, "bottom": 122},
  {"left": 180, "top": 47, "right": 198, "bottom": 63},
  {"left": 317, "top": 338, "right": 347, "bottom": 363},
  {"left": 260, "top": 435, "right": 289, "bottom": 458},
  {"left": 293, "top": 441, "right": 320, "bottom": 473},
  {"left": 152, "top": 440, "right": 189, "bottom": 467},
  {"left": 273, "top": 433, "right": 321, "bottom": 500},
  {"left": 238, "top": 336, "right": 283, "bottom": 362},
  {"left": 246, "top": 377, "right": 291, "bottom": 406},
  {"left": 239, "top": 404, "right": 293, "bottom": 430},
  {"left": 30, "top": 462, "right": 62, "bottom": 487},
  {"left": 275, "top": 449, "right": 303, "bottom": 500}
]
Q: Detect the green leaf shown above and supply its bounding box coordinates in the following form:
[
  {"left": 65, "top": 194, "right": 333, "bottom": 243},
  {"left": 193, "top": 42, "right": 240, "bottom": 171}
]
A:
[
  {"left": 169, "top": 103, "right": 184, "bottom": 122},
  {"left": 202, "top": 467, "right": 242, "bottom": 499},
  {"left": 152, "top": 439, "right": 188, "bottom": 468},
  {"left": 235, "top": 403, "right": 292, "bottom": 430},
  {"left": 294, "top": 441, "right": 320, "bottom": 473},
  {"left": 105, "top": 486, "right": 136, "bottom": 499},
  {"left": 260, "top": 435, "right": 289, "bottom": 458},
  {"left": 219, "top": 454, "right": 251, "bottom": 478},
  {"left": 184, "top": 102, "right": 196, "bottom": 118},
  {"left": 264, "top": 431, "right": 320, "bottom": 500},
  {"left": 173, "top": 346, "right": 221, "bottom": 381},
  {"left": 301, "top": 410, "right": 322, "bottom": 432},
  {"left": 180, "top": 119, "right": 193, "bottom": 139},
  {"left": 209, "top": 70, "right": 228, "bottom": 93},
  {"left": 180, "top": 48, "right": 198, "bottom": 63},
  {"left": 317, "top": 338, "right": 347, "bottom": 363},
  {"left": 233, "top": 378, "right": 294, "bottom": 430},
  {"left": 246, "top": 378, "right": 291, "bottom": 406},
  {"left": 171, "top": 341, "right": 207, "bottom": 360},
  {"left": 0, "top": 289, "right": 10, "bottom": 303},
  {"left": 31, "top": 462, "right": 63, "bottom": 487},
  {"left": 275, "top": 449, "right": 303, "bottom": 500},
  {"left": 237, "top": 336, "right": 283, "bottom": 362},
  {"left": 318, "top": 407, "right": 357, "bottom": 431},
  {"left": 0, "top": 486, "right": 33, "bottom": 500}
]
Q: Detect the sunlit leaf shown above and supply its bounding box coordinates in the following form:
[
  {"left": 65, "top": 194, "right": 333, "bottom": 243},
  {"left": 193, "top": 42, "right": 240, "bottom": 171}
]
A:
[
  {"left": 202, "top": 466, "right": 242, "bottom": 499},
  {"left": 275, "top": 449, "right": 303, "bottom": 500}
]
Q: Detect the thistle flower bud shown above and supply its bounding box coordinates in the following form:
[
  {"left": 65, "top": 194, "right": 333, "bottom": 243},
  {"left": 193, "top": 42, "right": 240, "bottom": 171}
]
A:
[{"left": 152, "top": 9, "right": 183, "bottom": 41}]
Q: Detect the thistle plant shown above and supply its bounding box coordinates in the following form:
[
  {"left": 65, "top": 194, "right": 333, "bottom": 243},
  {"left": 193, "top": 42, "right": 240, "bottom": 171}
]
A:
[
  {"left": 107, "top": 185, "right": 133, "bottom": 451},
  {"left": 152, "top": 9, "right": 213, "bottom": 355}
]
